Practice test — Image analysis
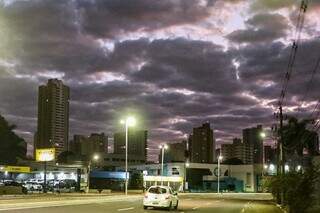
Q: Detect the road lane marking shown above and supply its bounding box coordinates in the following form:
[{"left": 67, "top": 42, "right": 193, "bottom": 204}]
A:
[
  {"left": 117, "top": 207, "right": 135, "bottom": 211},
  {"left": 241, "top": 201, "right": 253, "bottom": 213},
  {"left": 0, "top": 196, "right": 142, "bottom": 211}
]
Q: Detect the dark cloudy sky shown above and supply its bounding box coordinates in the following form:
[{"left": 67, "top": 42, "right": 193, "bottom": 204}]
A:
[{"left": 1, "top": 0, "right": 320, "bottom": 160}]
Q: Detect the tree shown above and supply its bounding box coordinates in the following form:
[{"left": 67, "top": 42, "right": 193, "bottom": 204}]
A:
[
  {"left": 129, "top": 172, "right": 143, "bottom": 189},
  {"left": 282, "top": 117, "right": 318, "bottom": 156},
  {"left": 267, "top": 116, "right": 320, "bottom": 212},
  {"left": 0, "top": 114, "right": 27, "bottom": 164},
  {"left": 267, "top": 166, "right": 320, "bottom": 213}
]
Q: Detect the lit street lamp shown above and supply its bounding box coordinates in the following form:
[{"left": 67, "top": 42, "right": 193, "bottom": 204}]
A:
[
  {"left": 159, "top": 144, "right": 168, "bottom": 185},
  {"left": 217, "top": 155, "right": 223, "bottom": 194},
  {"left": 285, "top": 164, "right": 289, "bottom": 172},
  {"left": 297, "top": 165, "right": 302, "bottom": 171},
  {"left": 120, "top": 116, "right": 136, "bottom": 195},
  {"left": 184, "top": 162, "right": 190, "bottom": 191},
  {"left": 260, "top": 132, "right": 266, "bottom": 138},
  {"left": 87, "top": 154, "right": 99, "bottom": 193}
]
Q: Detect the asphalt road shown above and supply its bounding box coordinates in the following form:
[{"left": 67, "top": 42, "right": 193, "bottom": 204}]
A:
[{"left": 0, "top": 193, "right": 283, "bottom": 213}]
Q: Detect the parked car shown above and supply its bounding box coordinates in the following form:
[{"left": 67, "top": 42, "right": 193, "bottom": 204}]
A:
[
  {"left": 52, "top": 179, "right": 76, "bottom": 193},
  {"left": 143, "top": 186, "right": 179, "bottom": 210},
  {"left": 23, "top": 181, "right": 43, "bottom": 192}
]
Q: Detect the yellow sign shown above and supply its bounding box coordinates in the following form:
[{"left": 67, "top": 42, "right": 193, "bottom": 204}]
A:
[
  {"left": 36, "top": 148, "right": 55, "bottom": 162},
  {"left": 2, "top": 166, "right": 31, "bottom": 173}
]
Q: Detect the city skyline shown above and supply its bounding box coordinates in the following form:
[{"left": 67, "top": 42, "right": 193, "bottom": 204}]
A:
[{"left": 1, "top": 0, "right": 320, "bottom": 161}]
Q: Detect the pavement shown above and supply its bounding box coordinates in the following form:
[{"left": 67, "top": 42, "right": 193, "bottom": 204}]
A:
[{"left": 0, "top": 193, "right": 284, "bottom": 213}]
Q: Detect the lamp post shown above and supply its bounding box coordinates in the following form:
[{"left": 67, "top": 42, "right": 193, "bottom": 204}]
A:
[
  {"left": 120, "top": 116, "right": 136, "bottom": 196},
  {"left": 184, "top": 162, "right": 190, "bottom": 191},
  {"left": 217, "top": 155, "right": 223, "bottom": 194},
  {"left": 87, "top": 154, "right": 99, "bottom": 193},
  {"left": 159, "top": 144, "right": 168, "bottom": 185}
]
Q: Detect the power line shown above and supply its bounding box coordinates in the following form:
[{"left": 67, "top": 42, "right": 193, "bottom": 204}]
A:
[
  {"left": 298, "top": 55, "right": 320, "bottom": 113},
  {"left": 278, "top": 0, "right": 308, "bottom": 107}
]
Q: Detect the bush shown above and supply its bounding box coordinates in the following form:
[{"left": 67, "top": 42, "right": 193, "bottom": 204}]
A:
[{"left": 267, "top": 166, "right": 320, "bottom": 213}]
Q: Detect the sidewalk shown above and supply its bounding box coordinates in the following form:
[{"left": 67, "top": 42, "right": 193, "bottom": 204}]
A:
[
  {"left": 179, "top": 192, "right": 274, "bottom": 201},
  {"left": 0, "top": 192, "right": 142, "bottom": 203},
  {"left": 0, "top": 194, "right": 143, "bottom": 211}
]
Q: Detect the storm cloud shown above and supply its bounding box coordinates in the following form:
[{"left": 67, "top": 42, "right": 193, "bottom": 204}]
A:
[{"left": 0, "top": 0, "right": 319, "bottom": 160}]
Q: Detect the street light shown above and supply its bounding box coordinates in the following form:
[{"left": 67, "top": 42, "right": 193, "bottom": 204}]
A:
[
  {"left": 87, "top": 153, "right": 100, "bottom": 193},
  {"left": 260, "top": 132, "right": 266, "bottom": 138},
  {"left": 120, "top": 116, "right": 136, "bottom": 195},
  {"left": 93, "top": 154, "right": 99, "bottom": 161},
  {"left": 297, "top": 165, "right": 302, "bottom": 171},
  {"left": 285, "top": 165, "right": 289, "bottom": 172},
  {"left": 159, "top": 144, "right": 168, "bottom": 185},
  {"left": 269, "top": 164, "right": 275, "bottom": 172},
  {"left": 217, "top": 155, "right": 223, "bottom": 194},
  {"left": 184, "top": 162, "right": 190, "bottom": 191}
]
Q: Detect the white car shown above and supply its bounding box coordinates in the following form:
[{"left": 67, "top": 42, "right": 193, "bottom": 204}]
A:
[
  {"left": 23, "top": 181, "right": 43, "bottom": 191},
  {"left": 143, "top": 186, "right": 179, "bottom": 210}
]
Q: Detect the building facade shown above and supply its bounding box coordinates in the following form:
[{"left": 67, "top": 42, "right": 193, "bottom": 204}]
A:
[
  {"left": 114, "top": 129, "right": 148, "bottom": 162},
  {"left": 103, "top": 153, "right": 146, "bottom": 169},
  {"left": 71, "top": 133, "right": 108, "bottom": 159},
  {"left": 35, "top": 79, "right": 70, "bottom": 158},
  {"left": 159, "top": 141, "right": 187, "bottom": 163},
  {"left": 189, "top": 123, "right": 215, "bottom": 163},
  {"left": 221, "top": 138, "right": 245, "bottom": 163},
  {"left": 242, "top": 125, "right": 263, "bottom": 164},
  {"left": 127, "top": 163, "right": 263, "bottom": 193}
]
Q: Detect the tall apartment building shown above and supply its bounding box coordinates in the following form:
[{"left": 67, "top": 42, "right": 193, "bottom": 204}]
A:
[
  {"left": 114, "top": 129, "right": 148, "bottom": 162},
  {"left": 159, "top": 141, "right": 187, "bottom": 163},
  {"left": 221, "top": 138, "right": 245, "bottom": 163},
  {"left": 35, "top": 79, "right": 70, "bottom": 158},
  {"left": 71, "top": 133, "right": 108, "bottom": 159},
  {"left": 243, "top": 125, "right": 263, "bottom": 164},
  {"left": 189, "top": 123, "right": 215, "bottom": 163}
]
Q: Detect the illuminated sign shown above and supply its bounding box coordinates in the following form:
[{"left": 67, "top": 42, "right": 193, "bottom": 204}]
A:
[
  {"left": 144, "top": 176, "right": 183, "bottom": 182},
  {"left": 36, "top": 148, "right": 55, "bottom": 162},
  {"left": 1, "top": 166, "right": 31, "bottom": 173},
  {"left": 90, "top": 171, "right": 129, "bottom": 180}
]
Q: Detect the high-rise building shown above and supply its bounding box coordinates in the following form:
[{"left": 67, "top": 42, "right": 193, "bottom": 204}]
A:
[
  {"left": 36, "top": 79, "right": 70, "bottom": 158},
  {"left": 189, "top": 123, "right": 215, "bottom": 163},
  {"left": 71, "top": 133, "right": 108, "bottom": 159},
  {"left": 243, "top": 125, "right": 263, "bottom": 164},
  {"left": 158, "top": 141, "right": 187, "bottom": 163},
  {"left": 114, "top": 129, "right": 148, "bottom": 162},
  {"left": 221, "top": 138, "right": 245, "bottom": 163}
]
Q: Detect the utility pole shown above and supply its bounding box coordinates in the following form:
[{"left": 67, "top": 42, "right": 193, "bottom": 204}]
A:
[
  {"left": 279, "top": 106, "right": 285, "bottom": 176},
  {"left": 277, "top": 105, "right": 285, "bottom": 205}
]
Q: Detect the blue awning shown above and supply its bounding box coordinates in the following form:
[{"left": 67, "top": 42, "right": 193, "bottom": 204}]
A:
[{"left": 90, "top": 171, "right": 129, "bottom": 180}]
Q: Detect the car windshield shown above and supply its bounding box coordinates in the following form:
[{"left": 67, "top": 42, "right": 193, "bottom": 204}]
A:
[{"left": 148, "top": 187, "right": 167, "bottom": 194}]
